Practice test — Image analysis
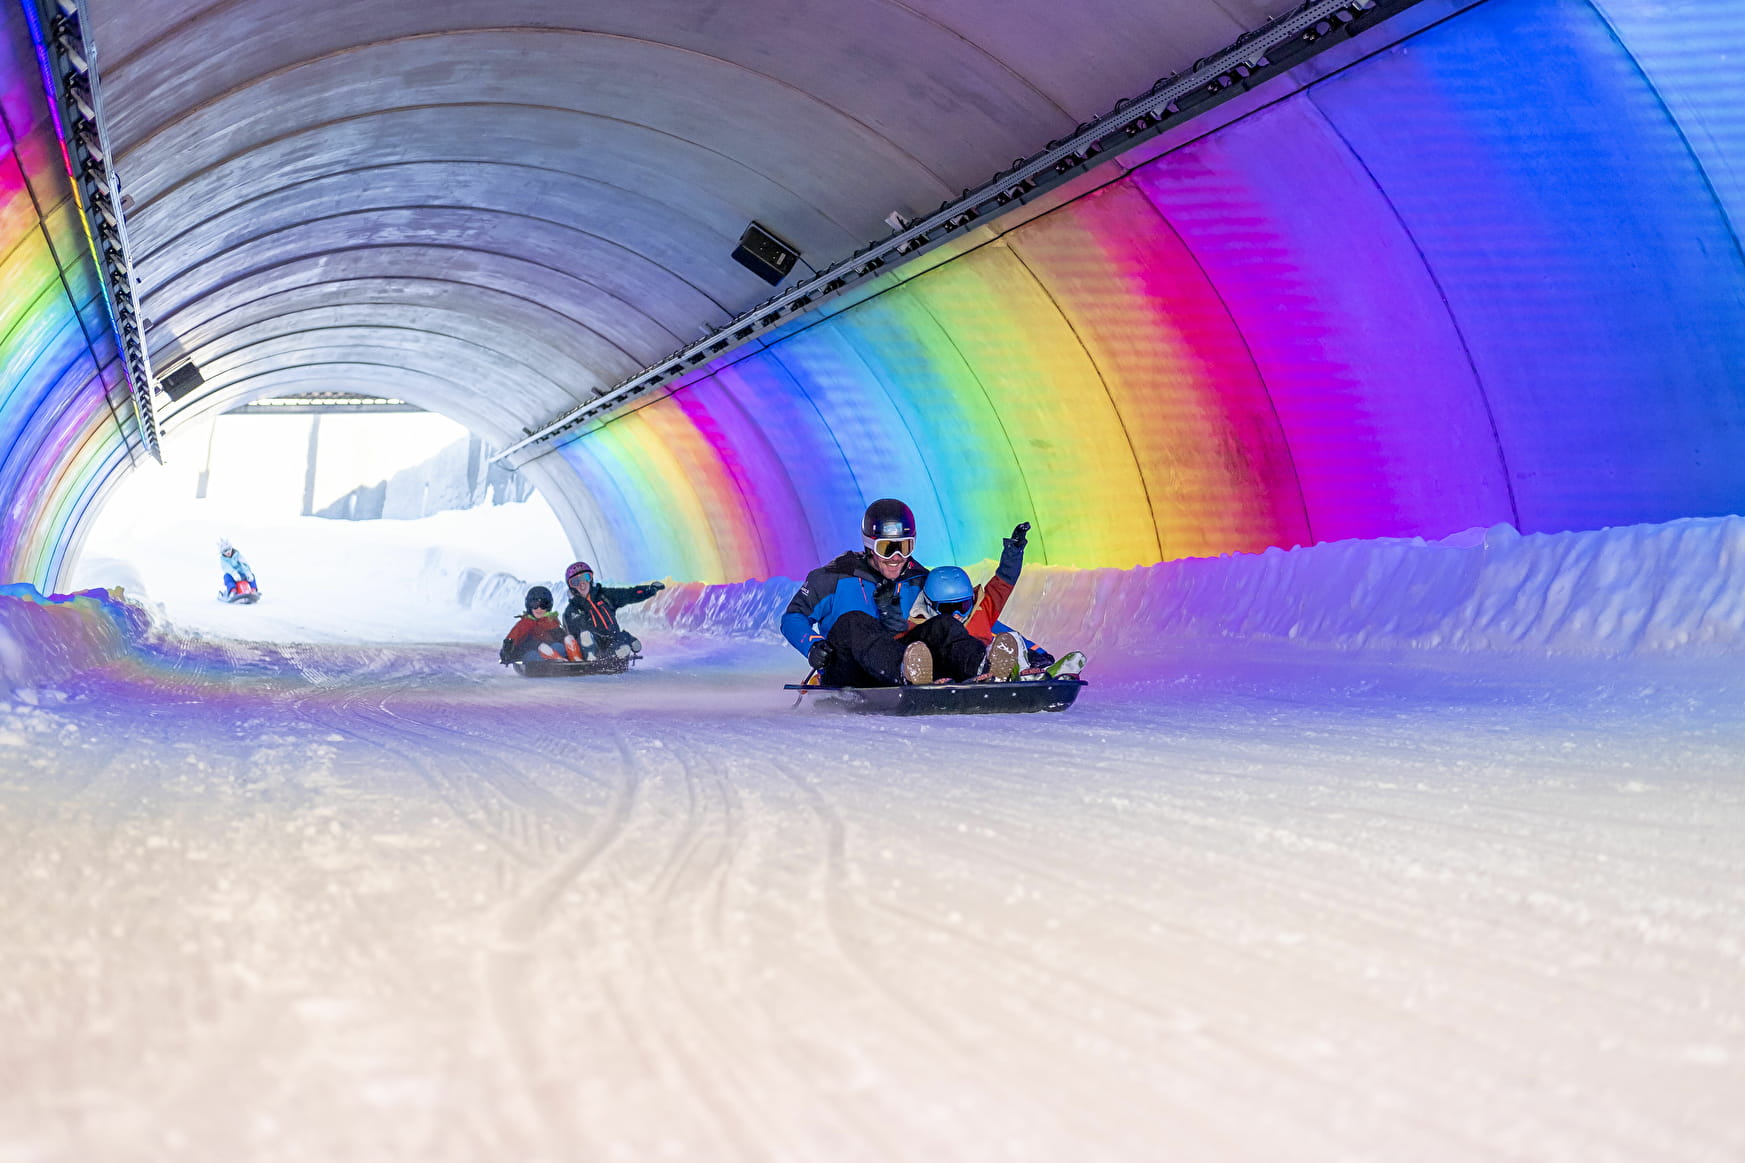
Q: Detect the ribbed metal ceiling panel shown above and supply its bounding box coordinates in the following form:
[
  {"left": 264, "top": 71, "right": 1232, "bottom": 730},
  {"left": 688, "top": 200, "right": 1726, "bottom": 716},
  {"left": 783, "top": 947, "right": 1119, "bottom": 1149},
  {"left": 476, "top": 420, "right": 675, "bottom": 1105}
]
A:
[{"left": 86, "top": 0, "right": 1275, "bottom": 443}]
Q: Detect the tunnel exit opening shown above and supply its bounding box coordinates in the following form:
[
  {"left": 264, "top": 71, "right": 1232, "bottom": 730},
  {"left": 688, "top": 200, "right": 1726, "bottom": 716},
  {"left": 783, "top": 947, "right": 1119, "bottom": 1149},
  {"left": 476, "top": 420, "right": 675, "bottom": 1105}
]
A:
[{"left": 66, "top": 402, "right": 573, "bottom": 646}]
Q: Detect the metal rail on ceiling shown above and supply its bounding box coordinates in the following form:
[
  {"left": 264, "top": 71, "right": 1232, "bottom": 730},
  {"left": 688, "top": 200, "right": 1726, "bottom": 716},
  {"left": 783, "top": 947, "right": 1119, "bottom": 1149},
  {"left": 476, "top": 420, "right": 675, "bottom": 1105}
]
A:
[
  {"left": 24, "top": 0, "right": 163, "bottom": 462},
  {"left": 229, "top": 394, "right": 426, "bottom": 415},
  {"left": 494, "top": 0, "right": 1419, "bottom": 468}
]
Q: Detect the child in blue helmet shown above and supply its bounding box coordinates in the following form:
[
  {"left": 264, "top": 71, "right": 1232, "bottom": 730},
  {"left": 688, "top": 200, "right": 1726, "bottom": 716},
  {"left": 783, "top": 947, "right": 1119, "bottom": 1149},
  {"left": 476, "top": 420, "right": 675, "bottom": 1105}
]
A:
[{"left": 922, "top": 522, "right": 1086, "bottom": 680}]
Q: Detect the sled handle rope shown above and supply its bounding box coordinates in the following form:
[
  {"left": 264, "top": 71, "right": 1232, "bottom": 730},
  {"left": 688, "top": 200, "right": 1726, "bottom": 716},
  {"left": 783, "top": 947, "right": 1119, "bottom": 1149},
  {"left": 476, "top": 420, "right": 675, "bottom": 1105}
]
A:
[{"left": 792, "top": 669, "right": 819, "bottom": 707}]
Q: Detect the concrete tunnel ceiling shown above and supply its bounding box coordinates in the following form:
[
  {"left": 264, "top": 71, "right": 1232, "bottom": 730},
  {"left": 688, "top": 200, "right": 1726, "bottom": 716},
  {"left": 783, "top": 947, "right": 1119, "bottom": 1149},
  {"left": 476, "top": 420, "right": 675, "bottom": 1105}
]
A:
[
  {"left": 92, "top": 0, "right": 1279, "bottom": 449},
  {"left": 5, "top": 0, "right": 1745, "bottom": 591}
]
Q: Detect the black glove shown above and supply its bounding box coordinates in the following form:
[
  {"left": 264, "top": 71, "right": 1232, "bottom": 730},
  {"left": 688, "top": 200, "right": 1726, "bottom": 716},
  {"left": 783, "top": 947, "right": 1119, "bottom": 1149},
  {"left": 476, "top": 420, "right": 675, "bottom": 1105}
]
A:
[
  {"left": 807, "top": 640, "right": 834, "bottom": 671},
  {"left": 651, "top": 581, "right": 666, "bottom": 591},
  {"left": 1009, "top": 521, "right": 1031, "bottom": 547}
]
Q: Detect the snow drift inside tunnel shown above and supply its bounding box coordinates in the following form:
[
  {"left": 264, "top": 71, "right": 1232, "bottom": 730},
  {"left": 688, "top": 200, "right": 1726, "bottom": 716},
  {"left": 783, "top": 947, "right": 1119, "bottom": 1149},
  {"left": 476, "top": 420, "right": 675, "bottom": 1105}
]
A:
[
  {"left": 633, "top": 515, "right": 1745, "bottom": 665},
  {"left": 12, "top": 514, "right": 1745, "bottom": 697}
]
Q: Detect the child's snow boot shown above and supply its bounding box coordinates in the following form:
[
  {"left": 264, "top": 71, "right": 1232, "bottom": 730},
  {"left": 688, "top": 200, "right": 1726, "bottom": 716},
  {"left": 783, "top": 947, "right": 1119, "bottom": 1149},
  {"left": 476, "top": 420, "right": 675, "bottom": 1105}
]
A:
[
  {"left": 576, "top": 630, "right": 596, "bottom": 659},
  {"left": 983, "top": 630, "right": 1026, "bottom": 682},
  {"left": 537, "top": 643, "right": 562, "bottom": 660},
  {"left": 1045, "top": 650, "right": 1087, "bottom": 679},
  {"left": 563, "top": 635, "right": 584, "bottom": 662},
  {"left": 613, "top": 641, "right": 634, "bottom": 660},
  {"left": 901, "top": 640, "right": 934, "bottom": 685}
]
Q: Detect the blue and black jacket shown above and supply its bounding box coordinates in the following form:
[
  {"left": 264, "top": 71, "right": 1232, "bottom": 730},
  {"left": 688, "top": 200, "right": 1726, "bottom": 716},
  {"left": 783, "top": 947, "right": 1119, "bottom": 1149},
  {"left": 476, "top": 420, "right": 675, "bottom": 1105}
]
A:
[{"left": 782, "top": 551, "right": 929, "bottom": 657}]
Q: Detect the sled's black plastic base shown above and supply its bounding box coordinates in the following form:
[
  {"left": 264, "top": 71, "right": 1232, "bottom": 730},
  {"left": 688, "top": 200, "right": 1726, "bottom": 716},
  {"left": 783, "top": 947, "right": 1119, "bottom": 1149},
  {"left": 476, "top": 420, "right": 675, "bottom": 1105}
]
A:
[
  {"left": 784, "top": 677, "right": 1085, "bottom": 715},
  {"left": 513, "top": 654, "right": 639, "bottom": 677}
]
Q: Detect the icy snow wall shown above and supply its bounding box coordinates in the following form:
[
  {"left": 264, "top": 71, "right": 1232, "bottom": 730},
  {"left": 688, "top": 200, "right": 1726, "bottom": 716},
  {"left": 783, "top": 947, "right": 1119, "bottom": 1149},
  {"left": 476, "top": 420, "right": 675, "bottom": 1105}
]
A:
[
  {"left": 548, "top": 0, "right": 1745, "bottom": 584},
  {"left": 0, "top": 585, "right": 151, "bottom": 692},
  {"left": 632, "top": 517, "right": 1745, "bottom": 662},
  {"left": 12, "top": 516, "right": 1744, "bottom": 696}
]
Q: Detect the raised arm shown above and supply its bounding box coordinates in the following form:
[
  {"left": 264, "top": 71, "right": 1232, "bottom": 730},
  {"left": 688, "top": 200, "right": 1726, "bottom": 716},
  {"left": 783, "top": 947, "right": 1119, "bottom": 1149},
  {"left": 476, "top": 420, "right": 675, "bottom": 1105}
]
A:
[
  {"left": 600, "top": 581, "right": 665, "bottom": 608},
  {"left": 994, "top": 522, "right": 1030, "bottom": 586}
]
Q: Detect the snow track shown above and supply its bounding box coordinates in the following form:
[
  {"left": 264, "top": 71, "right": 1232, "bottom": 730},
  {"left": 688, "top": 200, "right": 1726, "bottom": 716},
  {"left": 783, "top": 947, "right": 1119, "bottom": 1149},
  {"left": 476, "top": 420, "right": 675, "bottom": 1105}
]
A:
[{"left": 3, "top": 632, "right": 1743, "bottom": 1162}]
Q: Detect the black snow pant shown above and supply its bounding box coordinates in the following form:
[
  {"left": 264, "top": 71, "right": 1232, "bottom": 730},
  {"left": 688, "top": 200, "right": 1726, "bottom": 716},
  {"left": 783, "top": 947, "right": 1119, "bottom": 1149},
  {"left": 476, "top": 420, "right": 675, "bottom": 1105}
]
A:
[
  {"left": 580, "top": 627, "right": 640, "bottom": 658},
  {"left": 821, "top": 610, "right": 988, "bottom": 687}
]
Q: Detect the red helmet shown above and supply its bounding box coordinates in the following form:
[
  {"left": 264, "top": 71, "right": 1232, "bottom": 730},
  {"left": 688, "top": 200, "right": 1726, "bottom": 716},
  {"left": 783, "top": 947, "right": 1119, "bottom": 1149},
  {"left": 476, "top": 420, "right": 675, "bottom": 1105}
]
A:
[{"left": 564, "top": 561, "right": 594, "bottom": 586}]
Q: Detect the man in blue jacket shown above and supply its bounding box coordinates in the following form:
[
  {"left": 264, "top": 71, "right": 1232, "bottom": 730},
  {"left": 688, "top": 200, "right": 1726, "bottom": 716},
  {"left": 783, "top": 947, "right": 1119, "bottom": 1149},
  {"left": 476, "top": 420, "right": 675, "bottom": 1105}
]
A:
[{"left": 782, "top": 498, "right": 991, "bottom": 686}]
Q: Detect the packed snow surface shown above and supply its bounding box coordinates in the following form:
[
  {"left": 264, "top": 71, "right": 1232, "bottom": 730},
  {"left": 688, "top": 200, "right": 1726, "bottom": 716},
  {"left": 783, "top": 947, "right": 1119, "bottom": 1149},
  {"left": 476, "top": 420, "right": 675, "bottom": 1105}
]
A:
[{"left": 4, "top": 515, "right": 1743, "bottom": 1161}]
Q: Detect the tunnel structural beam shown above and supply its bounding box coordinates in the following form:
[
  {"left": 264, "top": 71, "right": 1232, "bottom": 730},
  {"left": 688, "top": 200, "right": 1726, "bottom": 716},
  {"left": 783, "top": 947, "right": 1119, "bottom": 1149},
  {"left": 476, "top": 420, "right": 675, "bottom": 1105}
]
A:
[{"left": 22, "top": 0, "right": 163, "bottom": 461}]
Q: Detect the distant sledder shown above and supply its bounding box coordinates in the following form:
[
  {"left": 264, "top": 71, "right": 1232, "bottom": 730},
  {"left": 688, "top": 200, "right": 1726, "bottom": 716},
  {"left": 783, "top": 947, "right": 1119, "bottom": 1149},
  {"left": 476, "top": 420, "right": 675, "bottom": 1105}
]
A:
[
  {"left": 781, "top": 499, "right": 1086, "bottom": 714},
  {"left": 216, "top": 538, "right": 261, "bottom": 604}
]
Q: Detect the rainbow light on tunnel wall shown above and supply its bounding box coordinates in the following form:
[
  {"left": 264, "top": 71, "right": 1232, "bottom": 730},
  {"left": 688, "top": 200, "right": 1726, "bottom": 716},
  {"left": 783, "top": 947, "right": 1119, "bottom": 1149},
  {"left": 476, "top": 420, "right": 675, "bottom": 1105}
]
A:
[
  {"left": 2, "top": 0, "right": 1744, "bottom": 594},
  {"left": 0, "top": 0, "right": 137, "bottom": 590},
  {"left": 558, "top": 0, "right": 1745, "bottom": 585}
]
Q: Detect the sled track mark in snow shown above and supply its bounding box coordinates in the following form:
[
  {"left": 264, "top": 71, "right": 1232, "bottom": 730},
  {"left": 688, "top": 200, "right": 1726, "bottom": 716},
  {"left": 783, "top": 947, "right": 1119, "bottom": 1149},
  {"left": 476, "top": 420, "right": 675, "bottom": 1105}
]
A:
[
  {"left": 326, "top": 695, "right": 540, "bottom": 869},
  {"left": 763, "top": 751, "right": 975, "bottom": 1062},
  {"left": 482, "top": 726, "right": 642, "bottom": 1162},
  {"left": 645, "top": 732, "right": 749, "bottom": 955},
  {"left": 617, "top": 733, "right": 805, "bottom": 1161},
  {"left": 360, "top": 694, "right": 603, "bottom": 865}
]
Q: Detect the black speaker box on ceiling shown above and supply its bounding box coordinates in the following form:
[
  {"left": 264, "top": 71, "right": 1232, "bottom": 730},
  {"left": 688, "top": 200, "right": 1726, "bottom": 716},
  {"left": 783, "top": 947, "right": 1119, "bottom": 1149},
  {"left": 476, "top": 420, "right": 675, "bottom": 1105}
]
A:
[
  {"left": 732, "top": 221, "right": 801, "bottom": 285},
  {"left": 158, "top": 361, "right": 204, "bottom": 401}
]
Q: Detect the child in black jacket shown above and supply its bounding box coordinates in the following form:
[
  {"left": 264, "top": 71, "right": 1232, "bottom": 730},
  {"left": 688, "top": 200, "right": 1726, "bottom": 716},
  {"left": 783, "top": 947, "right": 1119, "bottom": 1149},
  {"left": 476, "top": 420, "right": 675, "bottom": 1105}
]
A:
[{"left": 560, "top": 561, "right": 664, "bottom": 660}]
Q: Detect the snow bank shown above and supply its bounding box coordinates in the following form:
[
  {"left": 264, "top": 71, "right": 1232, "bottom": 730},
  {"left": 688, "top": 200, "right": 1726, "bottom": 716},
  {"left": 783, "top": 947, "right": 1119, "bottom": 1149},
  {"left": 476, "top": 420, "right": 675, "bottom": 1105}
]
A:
[
  {"left": 628, "top": 576, "right": 798, "bottom": 641},
  {"left": 631, "top": 516, "right": 1745, "bottom": 660},
  {"left": 0, "top": 585, "right": 152, "bottom": 695}
]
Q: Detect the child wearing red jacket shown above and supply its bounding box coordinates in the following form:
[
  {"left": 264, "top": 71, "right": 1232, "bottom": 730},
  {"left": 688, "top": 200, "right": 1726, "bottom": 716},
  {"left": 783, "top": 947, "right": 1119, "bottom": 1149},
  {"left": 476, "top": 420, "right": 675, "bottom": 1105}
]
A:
[
  {"left": 922, "top": 523, "right": 1085, "bottom": 679},
  {"left": 498, "top": 586, "right": 584, "bottom": 665}
]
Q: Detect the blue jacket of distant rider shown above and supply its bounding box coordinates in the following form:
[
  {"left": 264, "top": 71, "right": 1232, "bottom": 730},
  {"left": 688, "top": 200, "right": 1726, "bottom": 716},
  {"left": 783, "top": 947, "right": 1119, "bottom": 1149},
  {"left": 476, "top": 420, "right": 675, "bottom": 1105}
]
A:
[
  {"left": 781, "top": 550, "right": 928, "bottom": 656},
  {"left": 220, "top": 550, "right": 255, "bottom": 585}
]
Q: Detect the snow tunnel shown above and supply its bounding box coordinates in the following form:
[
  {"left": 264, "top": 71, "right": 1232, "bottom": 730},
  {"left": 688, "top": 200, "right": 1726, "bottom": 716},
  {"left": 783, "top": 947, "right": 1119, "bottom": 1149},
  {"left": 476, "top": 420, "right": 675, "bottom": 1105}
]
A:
[
  {"left": 8, "top": 3, "right": 1745, "bottom": 1156},
  {"left": 3, "top": 0, "right": 1741, "bottom": 594}
]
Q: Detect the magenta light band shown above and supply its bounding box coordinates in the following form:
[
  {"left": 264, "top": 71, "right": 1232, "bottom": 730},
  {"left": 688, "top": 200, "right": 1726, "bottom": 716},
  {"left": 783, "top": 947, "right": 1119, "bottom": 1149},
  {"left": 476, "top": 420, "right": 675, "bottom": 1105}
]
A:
[{"left": 553, "top": 0, "right": 1745, "bottom": 584}]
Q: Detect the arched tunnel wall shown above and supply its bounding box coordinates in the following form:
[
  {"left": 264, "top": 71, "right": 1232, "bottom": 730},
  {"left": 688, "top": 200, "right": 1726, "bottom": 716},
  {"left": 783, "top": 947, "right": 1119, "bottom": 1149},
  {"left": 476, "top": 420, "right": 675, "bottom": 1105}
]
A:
[
  {"left": 1, "top": 3, "right": 145, "bottom": 592},
  {"left": 3, "top": 0, "right": 1744, "bottom": 594},
  {"left": 551, "top": 0, "right": 1745, "bottom": 584}
]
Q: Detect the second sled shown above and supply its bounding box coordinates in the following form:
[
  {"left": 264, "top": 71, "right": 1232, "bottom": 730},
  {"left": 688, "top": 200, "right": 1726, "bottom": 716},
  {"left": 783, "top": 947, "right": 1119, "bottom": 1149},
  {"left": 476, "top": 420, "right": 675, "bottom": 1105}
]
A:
[{"left": 513, "top": 655, "right": 639, "bottom": 677}]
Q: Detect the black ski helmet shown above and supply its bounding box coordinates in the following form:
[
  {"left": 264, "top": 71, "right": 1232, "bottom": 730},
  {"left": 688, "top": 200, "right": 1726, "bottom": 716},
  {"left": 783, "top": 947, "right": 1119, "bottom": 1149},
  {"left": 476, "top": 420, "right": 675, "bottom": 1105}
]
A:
[
  {"left": 861, "top": 498, "right": 916, "bottom": 543},
  {"left": 525, "top": 585, "right": 554, "bottom": 613}
]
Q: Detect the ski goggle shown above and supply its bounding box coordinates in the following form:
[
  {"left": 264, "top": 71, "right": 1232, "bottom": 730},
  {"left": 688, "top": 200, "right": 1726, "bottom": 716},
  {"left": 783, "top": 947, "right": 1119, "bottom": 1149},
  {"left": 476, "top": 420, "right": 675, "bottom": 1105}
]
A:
[
  {"left": 867, "top": 537, "right": 913, "bottom": 560},
  {"left": 935, "top": 598, "right": 973, "bottom": 619},
  {"left": 570, "top": 571, "right": 593, "bottom": 585}
]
